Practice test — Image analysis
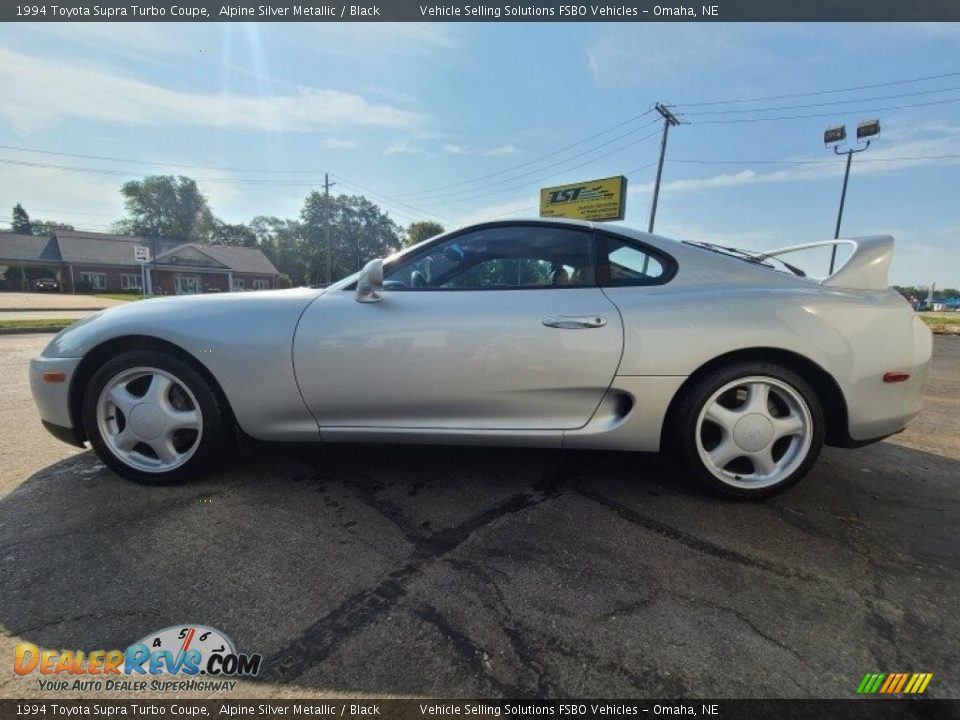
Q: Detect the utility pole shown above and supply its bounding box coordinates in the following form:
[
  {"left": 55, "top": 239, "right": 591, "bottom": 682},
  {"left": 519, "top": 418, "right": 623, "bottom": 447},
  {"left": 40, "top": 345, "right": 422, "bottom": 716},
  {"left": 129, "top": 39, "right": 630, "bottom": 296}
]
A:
[
  {"left": 323, "top": 172, "right": 336, "bottom": 285},
  {"left": 648, "top": 103, "right": 680, "bottom": 234}
]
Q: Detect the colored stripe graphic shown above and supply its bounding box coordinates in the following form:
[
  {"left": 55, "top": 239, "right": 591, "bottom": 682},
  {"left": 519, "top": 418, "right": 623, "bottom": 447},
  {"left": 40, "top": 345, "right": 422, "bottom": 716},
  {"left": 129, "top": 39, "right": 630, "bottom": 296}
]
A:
[
  {"left": 879, "top": 674, "right": 897, "bottom": 693},
  {"left": 857, "top": 672, "right": 933, "bottom": 694}
]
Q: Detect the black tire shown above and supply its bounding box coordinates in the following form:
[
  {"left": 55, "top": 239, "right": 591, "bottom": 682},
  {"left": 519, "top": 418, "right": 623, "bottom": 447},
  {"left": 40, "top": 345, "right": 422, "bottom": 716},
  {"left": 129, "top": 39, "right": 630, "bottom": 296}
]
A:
[
  {"left": 666, "top": 361, "right": 825, "bottom": 500},
  {"left": 82, "top": 350, "right": 229, "bottom": 485}
]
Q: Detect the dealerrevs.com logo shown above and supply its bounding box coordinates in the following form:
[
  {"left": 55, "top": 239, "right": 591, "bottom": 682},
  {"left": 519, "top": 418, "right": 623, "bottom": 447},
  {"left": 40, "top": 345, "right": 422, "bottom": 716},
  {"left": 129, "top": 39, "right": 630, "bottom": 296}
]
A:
[{"left": 14, "top": 625, "right": 261, "bottom": 693}]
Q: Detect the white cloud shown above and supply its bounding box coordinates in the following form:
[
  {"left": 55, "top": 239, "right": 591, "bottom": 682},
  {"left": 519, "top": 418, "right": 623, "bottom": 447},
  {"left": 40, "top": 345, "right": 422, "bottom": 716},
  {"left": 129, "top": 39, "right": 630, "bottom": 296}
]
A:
[
  {"left": 628, "top": 133, "right": 960, "bottom": 197},
  {"left": 0, "top": 47, "right": 420, "bottom": 134},
  {"left": 385, "top": 141, "right": 424, "bottom": 155},
  {"left": 322, "top": 139, "right": 357, "bottom": 150},
  {"left": 586, "top": 26, "right": 750, "bottom": 88},
  {"left": 0, "top": 164, "right": 125, "bottom": 232},
  {"left": 484, "top": 145, "right": 520, "bottom": 157},
  {"left": 443, "top": 144, "right": 520, "bottom": 157}
]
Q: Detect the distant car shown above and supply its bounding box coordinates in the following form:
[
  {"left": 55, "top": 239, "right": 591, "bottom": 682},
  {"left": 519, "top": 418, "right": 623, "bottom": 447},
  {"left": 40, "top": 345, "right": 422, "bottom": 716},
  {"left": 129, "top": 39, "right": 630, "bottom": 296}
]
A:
[
  {"left": 29, "top": 220, "right": 932, "bottom": 498},
  {"left": 34, "top": 277, "right": 60, "bottom": 292}
]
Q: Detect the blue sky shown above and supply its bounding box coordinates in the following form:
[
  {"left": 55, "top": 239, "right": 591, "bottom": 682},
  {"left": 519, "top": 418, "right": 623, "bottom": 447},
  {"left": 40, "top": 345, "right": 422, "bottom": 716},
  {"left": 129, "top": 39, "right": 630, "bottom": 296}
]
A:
[{"left": 0, "top": 22, "right": 958, "bottom": 287}]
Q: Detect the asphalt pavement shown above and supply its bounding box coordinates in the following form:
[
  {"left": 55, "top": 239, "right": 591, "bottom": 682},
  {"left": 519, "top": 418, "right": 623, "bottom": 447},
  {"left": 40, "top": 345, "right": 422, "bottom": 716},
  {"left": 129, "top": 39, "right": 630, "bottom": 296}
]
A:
[{"left": 1, "top": 333, "right": 957, "bottom": 700}]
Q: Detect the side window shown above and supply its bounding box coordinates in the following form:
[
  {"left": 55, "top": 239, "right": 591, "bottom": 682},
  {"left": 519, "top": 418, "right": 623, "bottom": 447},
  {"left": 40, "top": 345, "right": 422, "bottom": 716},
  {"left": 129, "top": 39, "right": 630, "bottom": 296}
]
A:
[
  {"left": 599, "top": 235, "right": 673, "bottom": 286},
  {"left": 383, "top": 225, "right": 595, "bottom": 290}
]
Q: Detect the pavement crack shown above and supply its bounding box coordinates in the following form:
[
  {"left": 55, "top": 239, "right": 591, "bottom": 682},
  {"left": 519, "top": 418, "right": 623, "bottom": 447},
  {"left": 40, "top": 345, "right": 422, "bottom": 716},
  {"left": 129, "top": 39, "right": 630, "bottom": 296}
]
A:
[
  {"left": 663, "top": 588, "right": 804, "bottom": 664},
  {"left": 265, "top": 480, "right": 567, "bottom": 684},
  {"left": 415, "top": 603, "right": 532, "bottom": 697},
  {"left": 576, "top": 487, "right": 827, "bottom": 586}
]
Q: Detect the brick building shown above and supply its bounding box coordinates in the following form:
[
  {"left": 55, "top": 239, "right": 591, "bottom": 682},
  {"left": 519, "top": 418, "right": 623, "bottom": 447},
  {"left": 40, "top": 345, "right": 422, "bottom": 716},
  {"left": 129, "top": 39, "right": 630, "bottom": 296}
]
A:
[{"left": 0, "top": 230, "right": 279, "bottom": 294}]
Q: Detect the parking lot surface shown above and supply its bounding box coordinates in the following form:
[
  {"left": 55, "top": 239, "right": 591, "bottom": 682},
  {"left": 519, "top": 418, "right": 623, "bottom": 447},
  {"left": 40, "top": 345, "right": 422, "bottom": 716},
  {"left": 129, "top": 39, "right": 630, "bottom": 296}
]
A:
[{"left": 1, "top": 334, "right": 958, "bottom": 699}]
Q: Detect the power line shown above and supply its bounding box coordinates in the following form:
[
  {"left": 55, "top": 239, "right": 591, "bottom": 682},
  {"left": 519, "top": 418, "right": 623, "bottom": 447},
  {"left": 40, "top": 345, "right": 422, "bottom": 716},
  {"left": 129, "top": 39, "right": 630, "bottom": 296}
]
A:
[
  {"left": 427, "top": 130, "right": 662, "bottom": 207},
  {"left": 395, "top": 111, "right": 660, "bottom": 198},
  {"left": 461, "top": 160, "right": 660, "bottom": 226},
  {"left": 679, "top": 84, "right": 960, "bottom": 117},
  {"left": 669, "top": 153, "right": 960, "bottom": 165},
  {"left": 0, "top": 158, "right": 330, "bottom": 187},
  {"left": 0, "top": 144, "right": 342, "bottom": 175},
  {"left": 674, "top": 69, "right": 960, "bottom": 108},
  {"left": 686, "top": 95, "right": 960, "bottom": 124},
  {"left": 331, "top": 175, "right": 455, "bottom": 224},
  {"left": 402, "top": 125, "right": 662, "bottom": 204},
  {"left": 331, "top": 129, "right": 662, "bottom": 223}
]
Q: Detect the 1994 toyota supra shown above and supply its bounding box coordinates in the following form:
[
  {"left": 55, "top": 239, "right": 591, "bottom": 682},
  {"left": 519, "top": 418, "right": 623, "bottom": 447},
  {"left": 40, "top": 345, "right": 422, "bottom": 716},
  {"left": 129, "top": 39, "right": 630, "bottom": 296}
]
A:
[{"left": 30, "top": 220, "right": 932, "bottom": 498}]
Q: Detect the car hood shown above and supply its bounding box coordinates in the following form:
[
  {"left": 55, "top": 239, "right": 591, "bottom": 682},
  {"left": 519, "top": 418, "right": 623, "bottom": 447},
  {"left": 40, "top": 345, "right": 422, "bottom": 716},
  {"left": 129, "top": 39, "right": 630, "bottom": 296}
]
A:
[{"left": 42, "top": 287, "right": 324, "bottom": 358}]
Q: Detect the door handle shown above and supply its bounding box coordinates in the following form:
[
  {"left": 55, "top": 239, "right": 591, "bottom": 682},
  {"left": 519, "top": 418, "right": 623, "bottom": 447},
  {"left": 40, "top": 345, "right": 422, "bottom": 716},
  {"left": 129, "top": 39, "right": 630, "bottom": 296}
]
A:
[{"left": 542, "top": 315, "right": 608, "bottom": 329}]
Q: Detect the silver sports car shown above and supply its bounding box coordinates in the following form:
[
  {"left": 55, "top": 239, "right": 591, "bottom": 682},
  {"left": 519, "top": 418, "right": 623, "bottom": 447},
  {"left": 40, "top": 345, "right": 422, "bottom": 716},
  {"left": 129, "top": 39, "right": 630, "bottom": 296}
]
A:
[{"left": 30, "top": 220, "right": 932, "bottom": 498}]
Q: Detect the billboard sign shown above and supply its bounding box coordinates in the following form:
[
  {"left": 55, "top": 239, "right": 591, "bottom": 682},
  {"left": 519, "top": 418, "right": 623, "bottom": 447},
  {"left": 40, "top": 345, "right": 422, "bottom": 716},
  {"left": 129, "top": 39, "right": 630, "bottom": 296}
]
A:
[{"left": 539, "top": 175, "right": 627, "bottom": 222}]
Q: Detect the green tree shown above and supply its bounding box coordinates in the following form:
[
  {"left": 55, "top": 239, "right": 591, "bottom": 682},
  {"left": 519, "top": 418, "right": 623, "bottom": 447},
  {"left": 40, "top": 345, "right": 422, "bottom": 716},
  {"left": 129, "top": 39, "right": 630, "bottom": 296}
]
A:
[
  {"left": 32, "top": 220, "right": 74, "bottom": 237},
  {"left": 250, "top": 216, "right": 309, "bottom": 286},
  {"left": 12, "top": 203, "right": 31, "bottom": 234},
  {"left": 210, "top": 220, "right": 258, "bottom": 247},
  {"left": 114, "top": 175, "right": 214, "bottom": 243},
  {"left": 300, "top": 193, "right": 401, "bottom": 283},
  {"left": 404, "top": 220, "right": 445, "bottom": 247},
  {"left": 893, "top": 285, "right": 920, "bottom": 299}
]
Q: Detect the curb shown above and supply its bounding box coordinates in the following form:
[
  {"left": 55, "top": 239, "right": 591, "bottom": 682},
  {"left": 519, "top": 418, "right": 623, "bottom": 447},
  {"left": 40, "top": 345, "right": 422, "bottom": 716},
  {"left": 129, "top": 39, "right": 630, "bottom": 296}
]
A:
[
  {"left": 0, "top": 307, "right": 108, "bottom": 312},
  {"left": 0, "top": 326, "right": 68, "bottom": 336}
]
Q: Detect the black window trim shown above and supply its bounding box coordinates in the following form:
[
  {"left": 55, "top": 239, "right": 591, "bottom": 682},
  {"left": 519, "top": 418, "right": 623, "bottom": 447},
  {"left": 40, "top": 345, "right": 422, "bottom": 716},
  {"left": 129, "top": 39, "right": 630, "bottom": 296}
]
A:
[
  {"left": 341, "top": 220, "right": 678, "bottom": 291},
  {"left": 594, "top": 229, "right": 678, "bottom": 287},
  {"left": 377, "top": 220, "right": 600, "bottom": 292}
]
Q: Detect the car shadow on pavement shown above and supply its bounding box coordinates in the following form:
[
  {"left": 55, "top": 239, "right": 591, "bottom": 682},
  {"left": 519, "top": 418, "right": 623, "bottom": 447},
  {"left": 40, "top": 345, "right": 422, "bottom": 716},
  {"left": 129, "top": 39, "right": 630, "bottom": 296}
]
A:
[{"left": 2, "top": 440, "right": 958, "bottom": 698}]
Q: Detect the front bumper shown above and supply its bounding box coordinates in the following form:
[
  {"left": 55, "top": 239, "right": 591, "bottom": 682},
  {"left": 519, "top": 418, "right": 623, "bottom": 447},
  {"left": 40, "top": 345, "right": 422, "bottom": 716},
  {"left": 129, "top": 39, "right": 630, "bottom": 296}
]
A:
[{"left": 29, "top": 356, "right": 84, "bottom": 447}]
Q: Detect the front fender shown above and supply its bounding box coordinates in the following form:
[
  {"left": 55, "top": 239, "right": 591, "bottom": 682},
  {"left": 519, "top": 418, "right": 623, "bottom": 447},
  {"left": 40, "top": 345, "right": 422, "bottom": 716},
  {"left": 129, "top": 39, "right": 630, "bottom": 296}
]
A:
[{"left": 43, "top": 290, "right": 323, "bottom": 441}]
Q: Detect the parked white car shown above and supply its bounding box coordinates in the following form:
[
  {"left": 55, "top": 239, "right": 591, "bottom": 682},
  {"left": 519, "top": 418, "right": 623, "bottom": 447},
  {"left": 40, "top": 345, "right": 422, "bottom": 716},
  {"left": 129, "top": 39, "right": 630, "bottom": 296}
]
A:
[{"left": 30, "top": 220, "right": 931, "bottom": 498}]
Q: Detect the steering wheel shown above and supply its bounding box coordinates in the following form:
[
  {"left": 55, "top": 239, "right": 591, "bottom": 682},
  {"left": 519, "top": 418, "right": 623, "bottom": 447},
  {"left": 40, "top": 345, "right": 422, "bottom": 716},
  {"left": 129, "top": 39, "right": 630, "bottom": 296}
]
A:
[{"left": 410, "top": 270, "right": 428, "bottom": 288}]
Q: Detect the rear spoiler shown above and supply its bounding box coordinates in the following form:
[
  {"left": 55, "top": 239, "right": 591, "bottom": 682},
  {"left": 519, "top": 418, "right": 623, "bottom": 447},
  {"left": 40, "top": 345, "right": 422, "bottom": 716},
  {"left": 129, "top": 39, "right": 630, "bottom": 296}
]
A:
[{"left": 755, "top": 236, "right": 894, "bottom": 290}]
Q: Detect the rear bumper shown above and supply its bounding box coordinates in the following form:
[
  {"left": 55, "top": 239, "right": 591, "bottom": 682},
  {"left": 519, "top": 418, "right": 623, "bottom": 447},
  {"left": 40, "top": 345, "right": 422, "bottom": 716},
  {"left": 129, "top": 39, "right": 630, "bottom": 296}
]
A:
[
  {"left": 29, "top": 356, "right": 83, "bottom": 446},
  {"left": 844, "top": 315, "right": 932, "bottom": 442}
]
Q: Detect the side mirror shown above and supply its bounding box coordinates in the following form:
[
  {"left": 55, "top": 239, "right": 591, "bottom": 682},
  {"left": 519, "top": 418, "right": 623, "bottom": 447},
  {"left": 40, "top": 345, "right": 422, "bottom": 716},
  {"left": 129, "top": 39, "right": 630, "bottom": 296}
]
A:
[{"left": 356, "top": 258, "right": 384, "bottom": 303}]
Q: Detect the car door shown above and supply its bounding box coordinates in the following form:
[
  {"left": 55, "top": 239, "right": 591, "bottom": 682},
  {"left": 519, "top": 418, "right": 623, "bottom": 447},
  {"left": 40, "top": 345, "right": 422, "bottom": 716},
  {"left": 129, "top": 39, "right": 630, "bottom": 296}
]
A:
[{"left": 293, "top": 223, "right": 624, "bottom": 431}]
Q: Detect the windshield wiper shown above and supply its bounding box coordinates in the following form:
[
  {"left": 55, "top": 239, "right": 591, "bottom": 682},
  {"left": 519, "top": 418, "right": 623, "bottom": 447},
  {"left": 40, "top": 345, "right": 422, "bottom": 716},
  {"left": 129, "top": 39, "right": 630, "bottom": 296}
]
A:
[{"left": 683, "top": 241, "right": 806, "bottom": 277}]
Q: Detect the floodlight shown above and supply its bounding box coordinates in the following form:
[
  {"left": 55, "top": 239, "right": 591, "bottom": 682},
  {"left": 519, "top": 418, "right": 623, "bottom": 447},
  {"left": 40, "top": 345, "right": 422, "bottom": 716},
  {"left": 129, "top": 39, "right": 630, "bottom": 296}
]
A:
[
  {"left": 857, "top": 119, "right": 881, "bottom": 140},
  {"left": 824, "top": 125, "right": 847, "bottom": 146}
]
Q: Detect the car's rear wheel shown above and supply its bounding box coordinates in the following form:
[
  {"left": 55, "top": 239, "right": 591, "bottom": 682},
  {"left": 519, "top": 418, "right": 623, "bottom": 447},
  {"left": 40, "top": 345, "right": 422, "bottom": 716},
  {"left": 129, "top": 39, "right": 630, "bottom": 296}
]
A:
[
  {"left": 669, "top": 362, "right": 824, "bottom": 499},
  {"left": 82, "top": 351, "right": 228, "bottom": 485}
]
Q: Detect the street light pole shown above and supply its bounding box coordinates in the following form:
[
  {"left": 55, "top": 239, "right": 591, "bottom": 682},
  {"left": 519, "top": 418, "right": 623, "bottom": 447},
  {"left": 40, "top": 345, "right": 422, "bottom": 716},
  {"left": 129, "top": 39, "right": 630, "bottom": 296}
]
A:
[
  {"left": 830, "top": 142, "right": 869, "bottom": 273},
  {"left": 824, "top": 119, "right": 880, "bottom": 274}
]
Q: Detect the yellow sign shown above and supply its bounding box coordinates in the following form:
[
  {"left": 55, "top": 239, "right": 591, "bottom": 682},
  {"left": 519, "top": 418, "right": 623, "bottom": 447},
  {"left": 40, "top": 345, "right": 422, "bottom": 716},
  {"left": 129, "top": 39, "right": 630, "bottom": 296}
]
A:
[{"left": 539, "top": 175, "right": 627, "bottom": 222}]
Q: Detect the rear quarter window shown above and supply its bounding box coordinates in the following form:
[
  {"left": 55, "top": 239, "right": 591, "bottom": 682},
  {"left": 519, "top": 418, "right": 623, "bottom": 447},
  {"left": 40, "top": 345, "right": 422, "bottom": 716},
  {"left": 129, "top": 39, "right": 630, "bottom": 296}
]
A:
[{"left": 597, "top": 234, "right": 676, "bottom": 286}]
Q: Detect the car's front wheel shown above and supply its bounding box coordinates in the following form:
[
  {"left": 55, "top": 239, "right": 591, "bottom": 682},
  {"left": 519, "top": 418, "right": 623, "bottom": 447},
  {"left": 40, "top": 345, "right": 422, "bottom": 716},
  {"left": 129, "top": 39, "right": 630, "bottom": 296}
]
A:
[
  {"left": 669, "top": 362, "right": 825, "bottom": 499},
  {"left": 82, "top": 350, "right": 228, "bottom": 485}
]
